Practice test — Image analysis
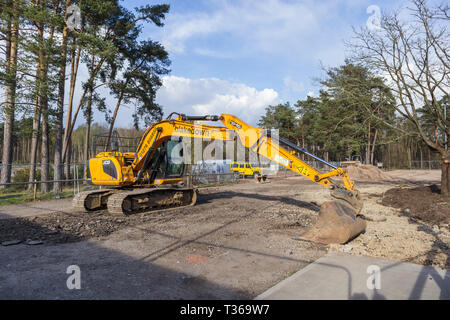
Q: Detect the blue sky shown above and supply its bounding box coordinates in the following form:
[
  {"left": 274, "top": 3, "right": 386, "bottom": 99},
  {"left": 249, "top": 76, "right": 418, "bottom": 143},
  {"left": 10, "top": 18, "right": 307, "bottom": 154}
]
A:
[{"left": 89, "top": 0, "right": 407, "bottom": 127}]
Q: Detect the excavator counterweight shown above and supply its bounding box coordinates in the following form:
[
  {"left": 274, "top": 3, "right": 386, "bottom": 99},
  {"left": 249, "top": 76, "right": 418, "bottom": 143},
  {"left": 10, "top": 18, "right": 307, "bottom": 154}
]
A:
[{"left": 74, "top": 113, "right": 366, "bottom": 244}]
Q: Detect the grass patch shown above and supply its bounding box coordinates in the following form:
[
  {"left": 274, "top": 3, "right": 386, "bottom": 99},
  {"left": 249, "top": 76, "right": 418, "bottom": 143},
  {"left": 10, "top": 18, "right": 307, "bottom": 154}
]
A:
[{"left": 0, "top": 184, "right": 94, "bottom": 206}]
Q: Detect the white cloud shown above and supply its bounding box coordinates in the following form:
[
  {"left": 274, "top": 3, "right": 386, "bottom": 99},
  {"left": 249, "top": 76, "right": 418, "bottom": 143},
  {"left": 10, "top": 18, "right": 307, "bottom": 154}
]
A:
[
  {"left": 160, "top": 0, "right": 320, "bottom": 56},
  {"left": 283, "top": 76, "right": 305, "bottom": 93},
  {"left": 155, "top": 0, "right": 366, "bottom": 65},
  {"left": 306, "top": 91, "right": 316, "bottom": 97},
  {"left": 156, "top": 75, "right": 280, "bottom": 125}
]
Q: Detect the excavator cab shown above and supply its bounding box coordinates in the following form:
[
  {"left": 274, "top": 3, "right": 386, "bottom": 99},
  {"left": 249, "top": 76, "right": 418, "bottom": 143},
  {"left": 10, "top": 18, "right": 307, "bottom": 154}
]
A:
[
  {"left": 87, "top": 139, "right": 186, "bottom": 187},
  {"left": 146, "top": 140, "right": 187, "bottom": 184}
]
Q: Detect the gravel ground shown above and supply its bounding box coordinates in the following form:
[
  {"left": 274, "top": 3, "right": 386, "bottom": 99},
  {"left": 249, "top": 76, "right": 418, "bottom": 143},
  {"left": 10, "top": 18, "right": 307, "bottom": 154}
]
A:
[{"left": 0, "top": 178, "right": 327, "bottom": 299}]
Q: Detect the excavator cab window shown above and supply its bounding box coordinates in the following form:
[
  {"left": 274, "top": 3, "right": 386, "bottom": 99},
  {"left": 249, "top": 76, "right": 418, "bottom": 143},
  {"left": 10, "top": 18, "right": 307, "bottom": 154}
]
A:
[
  {"left": 152, "top": 140, "right": 185, "bottom": 179},
  {"left": 166, "top": 140, "right": 184, "bottom": 177}
]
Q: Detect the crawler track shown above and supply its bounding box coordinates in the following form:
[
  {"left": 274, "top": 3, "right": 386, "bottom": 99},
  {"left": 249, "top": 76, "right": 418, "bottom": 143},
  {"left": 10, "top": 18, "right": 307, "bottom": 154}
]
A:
[
  {"left": 73, "top": 187, "right": 197, "bottom": 216},
  {"left": 72, "top": 189, "right": 115, "bottom": 212},
  {"left": 107, "top": 188, "right": 197, "bottom": 215}
]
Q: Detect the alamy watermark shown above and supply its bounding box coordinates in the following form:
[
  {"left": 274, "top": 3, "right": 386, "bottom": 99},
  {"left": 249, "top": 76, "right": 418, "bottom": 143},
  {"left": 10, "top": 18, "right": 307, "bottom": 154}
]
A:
[
  {"left": 166, "top": 127, "right": 281, "bottom": 168},
  {"left": 366, "top": 265, "right": 381, "bottom": 290},
  {"left": 67, "top": 4, "right": 81, "bottom": 31},
  {"left": 366, "top": 5, "right": 381, "bottom": 30},
  {"left": 66, "top": 265, "right": 81, "bottom": 290}
]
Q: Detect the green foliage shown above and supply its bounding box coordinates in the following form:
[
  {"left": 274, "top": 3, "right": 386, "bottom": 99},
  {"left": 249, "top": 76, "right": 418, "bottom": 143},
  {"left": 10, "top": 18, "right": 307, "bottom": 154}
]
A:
[
  {"left": 258, "top": 103, "right": 300, "bottom": 143},
  {"left": 258, "top": 62, "right": 397, "bottom": 162},
  {"left": 295, "top": 62, "right": 396, "bottom": 160}
]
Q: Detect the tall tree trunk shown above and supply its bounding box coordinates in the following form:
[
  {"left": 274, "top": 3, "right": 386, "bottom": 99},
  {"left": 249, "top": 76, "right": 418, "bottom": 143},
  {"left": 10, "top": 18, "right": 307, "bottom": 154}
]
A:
[
  {"left": 366, "top": 120, "right": 371, "bottom": 165},
  {"left": 370, "top": 128, "right": 378, "bottom": 165},
  {"left": 441, "top": 153, "right": 450, "bottom": 196},
  {"left": 39, "top": 7, "right": 54, "bottom": 194},
  {"left": 407, "top": 139, "right": 412, "bottom": 169},
  {"left": 84, "top": 88, "right": 93, "bottom": 177},
  {"left": 54, "top": 0, "right": 71, "bottom": 192},
  {"left": 105, "top": 84, "right": 127, "bottom": 151},
  {"left": 1, "top": 1, "right": 18, "bottom": 188},
  {"left": 62, "top": 17, "right": 86, "bottom": 164},
  {"left": 28, "top": 94, "right": 41, "bottom": 189},
  {"left": 40, "top": 98, "right": 50, "bottom": 193},
  {"left": 419, "top": 146, "right": 423, "bottom": 169},
  {"left": 39, "top": 69, "right": 50, "bottom": 192},
  {"left": 64, "top": 142, "right": 72, "bottom": 180},
  {"left": 63, "top": 38, "right": 81, "bottom": 181}
]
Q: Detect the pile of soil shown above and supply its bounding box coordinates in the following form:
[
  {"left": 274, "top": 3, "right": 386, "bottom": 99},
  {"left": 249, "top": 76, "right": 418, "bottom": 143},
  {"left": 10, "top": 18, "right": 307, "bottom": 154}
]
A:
[
  {"left": 382, "top": 184, "right": 450, "bottom": 226},
  {"left": 346, "top": 164, "right": 392, "bottom": 181}
]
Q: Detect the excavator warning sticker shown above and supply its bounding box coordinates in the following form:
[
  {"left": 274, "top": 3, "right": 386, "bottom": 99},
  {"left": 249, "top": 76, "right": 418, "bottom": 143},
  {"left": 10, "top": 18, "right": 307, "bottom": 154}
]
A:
[{"left": 297, "top": 165, "right": 308, "bottom": 176}]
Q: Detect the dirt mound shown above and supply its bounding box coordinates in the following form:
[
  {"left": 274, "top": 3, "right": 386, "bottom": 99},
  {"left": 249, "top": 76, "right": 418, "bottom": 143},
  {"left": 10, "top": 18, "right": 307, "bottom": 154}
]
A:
[
  {"left": 346, "top": 164, "right": 392, "bottom": 181},
  {"left": 382, "top": 184, "right": 450, "bottom": 225}
]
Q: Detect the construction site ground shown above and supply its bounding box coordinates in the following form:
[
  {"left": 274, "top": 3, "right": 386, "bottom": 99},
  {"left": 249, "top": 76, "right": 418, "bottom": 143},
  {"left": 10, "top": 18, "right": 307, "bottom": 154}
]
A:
[{"left": 0, "top": 169, "right": 448, "bottom": 299}]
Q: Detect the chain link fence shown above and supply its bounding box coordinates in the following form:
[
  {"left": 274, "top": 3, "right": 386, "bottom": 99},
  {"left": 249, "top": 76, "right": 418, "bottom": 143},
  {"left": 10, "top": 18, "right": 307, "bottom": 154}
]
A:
[
  {"left": 0, "top": 159, "right": 441, "bottom": 205},
  {"left": 0, "top": 163, "right": 98, "bottom": 205},
  {"left": 0, "top": 163, "right": 241, "bottom": 205},
  {"left": 406, "top": 160, "right": 441, "bottom": 170},
  {"left": 185, "top": 172, "right": 238, "bottom": 187},
  {"left": 259, "top": 159, "right": 442, "bottom": 178}
]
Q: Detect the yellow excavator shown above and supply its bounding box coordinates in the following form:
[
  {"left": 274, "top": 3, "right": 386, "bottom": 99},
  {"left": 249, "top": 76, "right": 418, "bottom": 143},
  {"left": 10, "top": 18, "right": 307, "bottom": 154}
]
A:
[{"left": 73, "top": 113, "right": 366, "bottom": 244}]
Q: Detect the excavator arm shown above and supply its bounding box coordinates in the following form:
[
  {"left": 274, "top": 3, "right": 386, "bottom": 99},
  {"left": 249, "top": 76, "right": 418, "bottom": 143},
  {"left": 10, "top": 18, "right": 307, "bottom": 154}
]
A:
[
  {"left": 175, "top": 113, "right": 366, "bottom": 244},
  {"left": 168, "top": 113, "right": 362, "bottom": 213},
  {"left": 217, "top": 114, "right": 363, "bottom": 212}
]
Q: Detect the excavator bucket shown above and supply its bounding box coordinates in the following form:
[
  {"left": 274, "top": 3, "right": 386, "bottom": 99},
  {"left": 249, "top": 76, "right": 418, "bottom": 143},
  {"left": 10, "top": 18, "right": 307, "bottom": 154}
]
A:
[
  {"left": 298, "top": 200, "right": 366, "bottom": 244},
  {"left": 297, "top": 187, "right": 366, "bottom": 244}
]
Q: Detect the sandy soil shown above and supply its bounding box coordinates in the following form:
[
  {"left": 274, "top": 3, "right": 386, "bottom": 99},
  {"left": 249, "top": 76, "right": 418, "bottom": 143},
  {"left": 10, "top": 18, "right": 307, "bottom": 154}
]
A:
[
  {"left": 0, "top": 169, "right": 448, "bottom": 299},
  {"left": 329, "top": 169, "right": 449, "bottom": 269}
]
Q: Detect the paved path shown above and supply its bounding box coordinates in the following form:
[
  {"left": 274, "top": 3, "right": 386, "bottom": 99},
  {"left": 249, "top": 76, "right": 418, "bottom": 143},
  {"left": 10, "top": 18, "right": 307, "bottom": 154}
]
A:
[
  {"left": 0, "top": 199, "right": 73, "bottom": 220},
  {"left": 256, "top": 252, "right": 450, "bottom": 300}
]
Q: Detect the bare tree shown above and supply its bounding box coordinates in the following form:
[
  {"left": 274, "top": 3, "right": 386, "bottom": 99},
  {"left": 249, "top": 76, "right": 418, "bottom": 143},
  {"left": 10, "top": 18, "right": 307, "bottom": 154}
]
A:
[{"left": 350, "top": 0, "right": 450, "bottom": 194}]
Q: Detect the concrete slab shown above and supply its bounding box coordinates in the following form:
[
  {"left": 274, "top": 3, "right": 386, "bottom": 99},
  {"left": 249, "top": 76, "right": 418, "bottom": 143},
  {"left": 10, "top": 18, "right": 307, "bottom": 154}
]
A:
[{"left": 256, "top": 252, "right": 450, "bottom": 300}]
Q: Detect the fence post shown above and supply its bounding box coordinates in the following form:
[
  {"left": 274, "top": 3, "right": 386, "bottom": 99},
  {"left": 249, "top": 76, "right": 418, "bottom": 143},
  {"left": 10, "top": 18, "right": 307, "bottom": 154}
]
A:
[
  {"left": 73, "top": 165, "right": 76, "bottom": 195},
  {"left": 33, "top": 180, "right": 37, "bottom": 201}
]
